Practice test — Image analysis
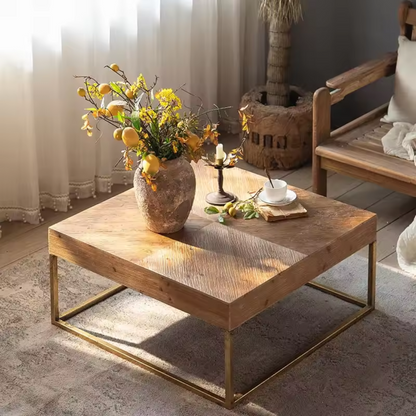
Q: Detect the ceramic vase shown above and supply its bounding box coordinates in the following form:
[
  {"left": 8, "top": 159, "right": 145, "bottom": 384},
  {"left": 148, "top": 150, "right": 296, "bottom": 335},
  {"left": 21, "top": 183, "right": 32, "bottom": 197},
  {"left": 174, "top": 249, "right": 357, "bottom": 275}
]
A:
[{"left": 133, "top": 156, "right": 196, "bottom": 234}]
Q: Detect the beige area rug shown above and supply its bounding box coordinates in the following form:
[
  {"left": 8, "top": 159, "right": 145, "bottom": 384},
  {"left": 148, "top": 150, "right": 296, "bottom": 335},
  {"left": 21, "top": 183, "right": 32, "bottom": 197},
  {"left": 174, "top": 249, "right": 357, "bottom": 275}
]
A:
[{"left": 2, "top": 249, "right": 416, "bottom": 415}]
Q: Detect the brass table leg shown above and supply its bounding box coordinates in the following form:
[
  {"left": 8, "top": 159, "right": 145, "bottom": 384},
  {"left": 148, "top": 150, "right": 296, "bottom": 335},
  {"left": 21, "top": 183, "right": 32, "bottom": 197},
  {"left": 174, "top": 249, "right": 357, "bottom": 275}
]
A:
[
  {"left": 50, "top": 255, "right": 59, "bottom": 323},
  {"left": 368, "top": 241, "right": 376, "bottom": 309},
  {"left": 50, "top": 242, "right": 376, "bottom": 409},
  {"left": 224, "top": 330, "right": 234, "bottom": 409}
]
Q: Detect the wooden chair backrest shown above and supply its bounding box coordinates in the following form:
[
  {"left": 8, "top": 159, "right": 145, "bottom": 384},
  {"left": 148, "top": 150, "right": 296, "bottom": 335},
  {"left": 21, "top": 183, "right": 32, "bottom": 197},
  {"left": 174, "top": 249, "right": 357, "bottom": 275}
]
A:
[{"left": 400, "top": 1, "right": 416, "bottom": 40}]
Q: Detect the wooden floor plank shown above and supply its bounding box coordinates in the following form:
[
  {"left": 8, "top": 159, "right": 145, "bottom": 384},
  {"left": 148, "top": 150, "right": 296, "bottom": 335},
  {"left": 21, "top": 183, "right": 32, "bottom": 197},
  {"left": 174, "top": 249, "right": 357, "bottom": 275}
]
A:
[
  {"left": 366, "top": 192, "right": 416, "bottom": 231},
  {"left": 0, "top": 185, "right": 131, "bottom": 242},
  {"left": 0, "top": 185, "right": 131, "bottom": 269},
  {"left": 0, "top": 205, "right": 75, "bottom": 242},
  {"left": 283, "top": 164, "right": 334, "bottom": 190},
  {"left": 337, "top": 182, "right": 393, "bottom": 210},
  {"left": 0, "top": 220, "right": 38, "bottom": 241},
  {"left": 0, "top": 225, "right": 49, "bottom": 269},
  {"left": 374, "top": 208, "right": 416, "bottom": 261},
  {"left": 326, "top": 174, "right": 363, "bottom": 200}
]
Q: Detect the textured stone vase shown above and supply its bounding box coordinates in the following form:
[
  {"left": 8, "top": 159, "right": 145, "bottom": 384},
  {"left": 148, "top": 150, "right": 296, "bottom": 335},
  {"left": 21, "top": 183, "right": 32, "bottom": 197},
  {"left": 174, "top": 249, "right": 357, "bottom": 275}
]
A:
[{"left": 133, "top": 156, "right": 196, "bottom": 234}]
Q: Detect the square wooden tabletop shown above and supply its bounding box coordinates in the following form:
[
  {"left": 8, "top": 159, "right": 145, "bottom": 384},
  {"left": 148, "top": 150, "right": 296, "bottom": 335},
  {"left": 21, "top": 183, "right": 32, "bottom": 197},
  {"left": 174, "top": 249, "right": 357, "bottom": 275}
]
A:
[{"left": 49, "top": 161, "right": 377, "bottom": 330}]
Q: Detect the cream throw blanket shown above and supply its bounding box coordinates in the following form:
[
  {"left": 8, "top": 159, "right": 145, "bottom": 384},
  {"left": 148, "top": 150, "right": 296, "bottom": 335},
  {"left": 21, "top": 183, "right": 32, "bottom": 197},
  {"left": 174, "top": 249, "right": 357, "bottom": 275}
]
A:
[
  {"left": 397, "top": 216, "right": 416, "bottom": 274},
  {"left": 381, "top": 123, "right": 416, "bottom": 274},
  {"left": 381, "top": 122, "right": 416, "bottom": 164}
]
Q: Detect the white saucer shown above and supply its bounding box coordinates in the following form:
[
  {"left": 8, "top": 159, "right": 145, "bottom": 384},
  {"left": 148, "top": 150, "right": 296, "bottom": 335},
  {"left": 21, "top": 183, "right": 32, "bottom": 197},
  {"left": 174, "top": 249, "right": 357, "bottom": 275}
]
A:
[{"left": 259, "top": 190, "right": 297, "bottom": 207}]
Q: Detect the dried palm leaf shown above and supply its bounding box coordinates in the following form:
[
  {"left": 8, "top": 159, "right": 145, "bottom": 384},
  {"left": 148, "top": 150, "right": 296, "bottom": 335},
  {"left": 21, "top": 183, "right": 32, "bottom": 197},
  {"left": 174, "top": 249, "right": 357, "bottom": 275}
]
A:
[{"left": 260, "top": 0, "right": 303, "bottom": 25}]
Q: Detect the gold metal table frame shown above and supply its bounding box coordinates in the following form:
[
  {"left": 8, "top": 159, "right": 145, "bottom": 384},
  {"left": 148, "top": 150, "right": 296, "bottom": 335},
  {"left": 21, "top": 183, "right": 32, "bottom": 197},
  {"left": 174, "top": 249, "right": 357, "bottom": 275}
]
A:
[{"left": 50, "top": 242, "right": 376, "bottom": 410}]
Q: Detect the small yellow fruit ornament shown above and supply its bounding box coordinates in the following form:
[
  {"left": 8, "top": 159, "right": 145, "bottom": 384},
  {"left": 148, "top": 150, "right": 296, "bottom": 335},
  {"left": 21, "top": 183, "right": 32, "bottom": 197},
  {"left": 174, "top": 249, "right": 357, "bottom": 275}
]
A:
[
  {"left": 113, "top": 128, "right": 123, "bottom": 141},
  {"left": 107, "top": 101, "right": 125, "bottom": 117},
  {"left": 98, "top": 83, "right": 111, "bottom": 95},
  {"left": 224, "top": 202, "right": 233, "bottom": 211},
  {"left": 110, "top": 63, "right": 119, "bottom": 72},
  {"left": 228, "top": 207, "right": 237, "bottom": 217},
  {"left": 121, "top": 127, "right": 140, "bottom": 147},
  {"left": 126, "top": 89, "right": 134, "bottom": 99},
  {"left": 77, "top": 88, "right": 86, "bottom": 97},
  {"left": 142, "top": 154, "right": 160, "bottom": 176}
]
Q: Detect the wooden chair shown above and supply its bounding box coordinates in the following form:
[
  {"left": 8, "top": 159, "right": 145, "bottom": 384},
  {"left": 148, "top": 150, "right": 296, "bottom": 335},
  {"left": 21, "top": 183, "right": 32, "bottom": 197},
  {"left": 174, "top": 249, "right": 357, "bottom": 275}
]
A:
[{"left": 312, "top": 1, "right": 416, "bottom": 198}]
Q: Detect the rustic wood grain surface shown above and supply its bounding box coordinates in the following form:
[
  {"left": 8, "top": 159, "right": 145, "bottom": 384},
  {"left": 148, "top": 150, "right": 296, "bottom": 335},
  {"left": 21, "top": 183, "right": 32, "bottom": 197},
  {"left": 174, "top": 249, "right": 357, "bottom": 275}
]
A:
[
  {"left": 141, "top": 222, "right": 305, "bottom": 303},
  {"left": 49, "top": 161, "right": 376, "bottom": 329}
]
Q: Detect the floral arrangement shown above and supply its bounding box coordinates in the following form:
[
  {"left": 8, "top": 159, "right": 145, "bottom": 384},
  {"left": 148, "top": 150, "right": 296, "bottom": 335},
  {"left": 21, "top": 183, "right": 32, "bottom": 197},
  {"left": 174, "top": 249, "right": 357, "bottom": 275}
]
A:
[{"left": 76, "top": 64, "right": 250, "bottom": 191}]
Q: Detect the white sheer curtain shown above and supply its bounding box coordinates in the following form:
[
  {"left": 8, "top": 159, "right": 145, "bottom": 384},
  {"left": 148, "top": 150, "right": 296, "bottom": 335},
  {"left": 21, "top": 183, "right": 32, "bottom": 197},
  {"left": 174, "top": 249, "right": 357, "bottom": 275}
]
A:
[{"left": 0, "top": 0, "right": 265, "bottom": 234}]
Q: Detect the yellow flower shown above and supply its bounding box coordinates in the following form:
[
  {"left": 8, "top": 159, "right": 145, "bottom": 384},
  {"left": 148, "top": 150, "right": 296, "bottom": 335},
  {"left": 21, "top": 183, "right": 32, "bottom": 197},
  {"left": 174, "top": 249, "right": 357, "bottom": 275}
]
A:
[
  {"left": 172, "top": 141, "right": 178, "bottom": 153},
  {"left": 86, "top": 82, "right": 103, "bottom": 100},
  {"left": 239, "top": 106, "right": 252, "bottom": 133},
  {"left": 155, "top": 88, "right": 182, "bottom": 111},
  {"left": 127, "top": 74, "right": 147, "bottom": 96},
  {"left": 177, "top": 135, "right": 186, "bottom": 144},
  {"left": 203, "top": 124, "right": 220, "bottom": 145},
  {"left": 185, "top": 130, "right": 202, "bottom": 151},
  {"left": 159, "top": 111, "right": 172, "bottom": 127},
  {"left": 125, "top": 156, "right": 133, "bottom": 170},
  {"left": 92, "top": 108, "right": 107, "bottom": 119},
  {"left": 139, "top": 107, "right": 157, "bottom": 124},
  {"left": 137, "top": 74, "right": 147, "bottom": 90},
  {"left": 81, "top": 117, "right": 93, "bottom": 137},
  {"left": 141, "top": 171, "right": 158, "bottom": 192}
]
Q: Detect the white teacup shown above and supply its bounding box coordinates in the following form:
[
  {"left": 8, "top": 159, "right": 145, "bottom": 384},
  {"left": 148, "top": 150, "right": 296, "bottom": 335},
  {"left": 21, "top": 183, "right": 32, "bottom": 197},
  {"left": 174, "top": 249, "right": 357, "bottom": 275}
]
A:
[{"left": 264, "top": 179, "right": 288, "bottom": 202}]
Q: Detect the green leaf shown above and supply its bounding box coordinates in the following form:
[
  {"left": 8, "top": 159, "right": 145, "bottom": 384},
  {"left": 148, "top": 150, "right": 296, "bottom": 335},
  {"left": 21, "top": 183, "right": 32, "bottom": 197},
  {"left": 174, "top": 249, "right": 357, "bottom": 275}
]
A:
[
  {"left": 150, "top": 119, "right": 159, "bottom": 136},
  {"left": 204, "top": 206, "right": 219, "bottom": 215},
  {"left": 218, "top": 215, "right": 226, "bottom": 224},
  {"left": 110, "top": 82, "right": 123, "bottom": 95},
  {"left": 255, "top": 212, "right": 260, "bottom": 218},
  {"left": 131, "top": 111, "right": 141, "bottom": 131},
  {"left": 117, "top": 111, "right": 125, "bottom": 123},
  {"left": 244, "top": 211, "right": 257, "bottom": 220},
  {"left": 85, "top": 107, "right": 98, "bottom": 111}
]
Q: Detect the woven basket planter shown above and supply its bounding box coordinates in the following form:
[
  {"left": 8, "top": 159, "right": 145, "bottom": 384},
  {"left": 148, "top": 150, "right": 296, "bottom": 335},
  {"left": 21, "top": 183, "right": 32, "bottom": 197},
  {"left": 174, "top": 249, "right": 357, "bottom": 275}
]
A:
[{"left": 241, "top": 85, "right": 313, "bottom": 170}]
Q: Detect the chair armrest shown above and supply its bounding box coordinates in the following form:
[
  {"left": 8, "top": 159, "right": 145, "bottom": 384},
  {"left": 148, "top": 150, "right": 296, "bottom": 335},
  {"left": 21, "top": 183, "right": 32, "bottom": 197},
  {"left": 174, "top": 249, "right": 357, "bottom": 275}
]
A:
[{"left": 327, "top": 52, "right": 397, "bottom": 104}]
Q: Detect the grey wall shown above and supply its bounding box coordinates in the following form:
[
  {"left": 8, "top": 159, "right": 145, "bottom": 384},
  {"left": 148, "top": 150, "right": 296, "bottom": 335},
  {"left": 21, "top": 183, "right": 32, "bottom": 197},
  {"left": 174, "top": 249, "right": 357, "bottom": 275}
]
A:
[{"left": 290, "top": 0, "right": 408, "bottom": 127}]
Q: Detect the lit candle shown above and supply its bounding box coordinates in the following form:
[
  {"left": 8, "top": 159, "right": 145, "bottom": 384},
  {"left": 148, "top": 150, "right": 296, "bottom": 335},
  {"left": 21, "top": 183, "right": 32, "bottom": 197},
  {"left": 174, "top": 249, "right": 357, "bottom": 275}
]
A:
[{"left": 215, "top": 143, "right": 225, "bottom": 161}]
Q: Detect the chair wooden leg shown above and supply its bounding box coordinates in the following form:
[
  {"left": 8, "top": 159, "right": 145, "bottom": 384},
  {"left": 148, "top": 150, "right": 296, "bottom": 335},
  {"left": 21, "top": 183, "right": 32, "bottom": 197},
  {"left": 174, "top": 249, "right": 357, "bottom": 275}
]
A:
[
  {"left": 313, "top": 156, "right": 327, "bottom": 196},
  {"left": 312, "top": 87, "right": 331, "bottom": 197}
]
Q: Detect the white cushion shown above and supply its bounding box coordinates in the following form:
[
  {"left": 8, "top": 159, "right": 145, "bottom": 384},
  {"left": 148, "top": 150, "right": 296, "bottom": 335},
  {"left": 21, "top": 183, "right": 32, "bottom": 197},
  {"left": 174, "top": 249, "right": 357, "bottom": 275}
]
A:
[{"left": 382, "top": 36, "right": 416, "bottom": 124}]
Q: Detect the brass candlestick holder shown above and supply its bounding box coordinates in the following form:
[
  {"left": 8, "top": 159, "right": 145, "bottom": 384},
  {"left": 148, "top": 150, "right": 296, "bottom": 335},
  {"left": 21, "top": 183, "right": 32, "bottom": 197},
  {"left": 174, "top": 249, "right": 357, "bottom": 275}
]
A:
[{"left": 205, "top": 157, "right": 237, "bottom": 206}]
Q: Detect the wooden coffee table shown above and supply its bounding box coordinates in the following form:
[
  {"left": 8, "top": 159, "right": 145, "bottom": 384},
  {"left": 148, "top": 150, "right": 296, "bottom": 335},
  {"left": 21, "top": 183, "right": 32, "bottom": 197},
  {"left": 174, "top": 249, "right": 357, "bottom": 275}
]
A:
[{"left": 49, "top": 162, "right": 376, "bottom": 409}]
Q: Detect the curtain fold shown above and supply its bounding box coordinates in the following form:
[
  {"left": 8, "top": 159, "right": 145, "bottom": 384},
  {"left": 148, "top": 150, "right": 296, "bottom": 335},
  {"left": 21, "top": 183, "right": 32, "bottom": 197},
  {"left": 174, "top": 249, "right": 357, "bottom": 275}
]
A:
[{"left": 0, "top": 0, "right": 265, "bottom": 234}]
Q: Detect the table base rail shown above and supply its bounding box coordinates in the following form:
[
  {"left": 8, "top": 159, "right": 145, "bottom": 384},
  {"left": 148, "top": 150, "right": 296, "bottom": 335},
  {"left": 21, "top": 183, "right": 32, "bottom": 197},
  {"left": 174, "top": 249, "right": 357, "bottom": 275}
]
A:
[{"left": 50, "top": 241, "right": 376, "bottom": 410}]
